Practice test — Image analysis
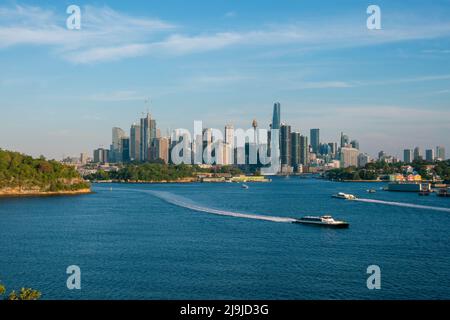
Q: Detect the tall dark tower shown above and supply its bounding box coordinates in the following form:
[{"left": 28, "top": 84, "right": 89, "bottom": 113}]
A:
[
  {"left": 272, "top": 102, "right": 281, "bottom": 130},
  {"left": 280, "top": 124, "right": 292, "bottom": 166}
]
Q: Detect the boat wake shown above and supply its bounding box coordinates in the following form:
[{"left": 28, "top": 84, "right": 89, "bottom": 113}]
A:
[
  {"left": 145, "top": 190, "right": 296, "bottom": 223},
  {"left": 356, "top": 198, "right": 450, "bottom": 213}
]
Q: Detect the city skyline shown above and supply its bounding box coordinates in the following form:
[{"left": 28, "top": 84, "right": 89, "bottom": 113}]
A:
[
  {"left": 86, "top": 103, "right": 446, "bottom": 173},
  {"left": 1, "top": 1, "right": 450, "bottom": 159}
]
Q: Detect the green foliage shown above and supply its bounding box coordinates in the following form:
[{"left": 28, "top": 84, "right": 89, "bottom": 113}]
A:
[
  {"left": 325, "top": 160, "right": 450, "bottom": 182},
  {"left": 86, "top": 163, "right": 196, "bottom": 182},
  {"left": 0, "top": 282, "right": 41, "bottom": 300},
  {"left": 0, "top": 149, "right": 90, "bottom": 192},
  {"left": 85, "top": 163, "right": 243, "bottom": 182},
  {"left": 8, "top": 288, "right": 41, "bottom": 301}
]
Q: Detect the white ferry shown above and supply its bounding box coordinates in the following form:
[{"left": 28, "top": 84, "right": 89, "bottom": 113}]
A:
[
  {"left": 293, "top": 216, "right": 349, "bottom": 228},
  {"left": 332, "top": 192, "right": 357, "bottom": 200}
]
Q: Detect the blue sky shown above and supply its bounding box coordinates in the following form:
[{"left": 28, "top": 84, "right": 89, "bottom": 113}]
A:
[{"left": 0, "top": 0, "right": 450, "bottom": 159}]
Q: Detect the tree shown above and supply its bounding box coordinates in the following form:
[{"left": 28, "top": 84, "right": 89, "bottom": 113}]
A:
[
  {"left": 0, "top": 282, "right": 41, "bottom": 300},
  {"left": 8, "top": 288, "right": 42, "bottom": 301}
]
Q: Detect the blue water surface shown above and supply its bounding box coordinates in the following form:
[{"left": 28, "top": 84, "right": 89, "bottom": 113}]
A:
[{"left": 0, "top": 177, "right": 449, "bottom": 300}]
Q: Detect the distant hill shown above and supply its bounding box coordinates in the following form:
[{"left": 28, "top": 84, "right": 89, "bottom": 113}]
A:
[{"left": 0, "top": 149, "right": 90, "bottom": 196}]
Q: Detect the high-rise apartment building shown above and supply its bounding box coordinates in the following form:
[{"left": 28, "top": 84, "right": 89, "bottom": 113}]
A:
[
  {"left": 404, "top": 149, "right": 413, "bottom": 163},
  {"left": 436, "top": 146, "right": 446, "bottom": 161},
  {"left": 340, "top": 147, "right": 359, "bottom": 168},
  {"left": 291, "top": 132, "right": 301, "bottom": 170},
  {"left": 140, "top": 113, "right": 156, "bottom": 162},
  {"left": 111, "top": 127, "right": 126, "bottom": 163},
  {"left": 300, "top": 135, "right": 309, "bottom": 166},
  {"left": 425, "top": 149, "right": 435, "bottom": 162},
  {"left": 130, "top": 124, "right": 141, "bottom": 161},
  {"left": 310, "top": 129, "right": 320, "bottom": 154},
  {"left": 280, "top": 124, "right": 291, "bottom": 166}
]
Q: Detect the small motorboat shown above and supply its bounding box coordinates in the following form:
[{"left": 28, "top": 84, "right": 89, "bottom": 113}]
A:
[
  {"left": 242, "top": 184, "right": 249, "bottom": 189},
  {"left": 367, "top": 189, "right": 377, "bottom": 194}
]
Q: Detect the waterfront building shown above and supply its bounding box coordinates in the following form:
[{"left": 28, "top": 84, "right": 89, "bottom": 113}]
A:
[
  {"left": 340, "top": 147, "right": 359, "bottom": 168},
  {"left": 310, "top": 129, "right": 320, "bottom": 154},
  {"left": 130, "top": 124, "right": 141, "bottom": 161},
  {"left": 404, "top": 149, "right": 413, "bottom": 163}
]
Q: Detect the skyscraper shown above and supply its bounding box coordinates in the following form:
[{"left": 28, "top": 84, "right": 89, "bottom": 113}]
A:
[
  {"left": 310, "top": 129, "right": 320, "bottom": 154},
  {"left": 300, "top": 135, "right": 309, "bottom": 166},
  {"left": 272, "top": 102, "right": 281, "bottom": 130},
  {"left": 403, "top": 149, "right": 413, "bottom": 163},
  {"left": 328, "top": 142, "right": 337, "bottom": 158},
  {"left": 414, "top": 147, "right": 421, "bottom": 161},
  {"left": 340, "top": 132, "right": 350, "bottom": 148},
  {"left": 140, "top": 113, "right": 156, "bottom": 162},
  {"left": 121, "top": 137, "right": 130, "bottom": 163},
  {"left": 155, "top": 137, "right": 170, "bottom": 164},
  {"left": 425, "top": 149, "right": 435, "bottom": 162},
  {"left": 280, "top": 124, "right": 291, "bottom": 166},
  {"left": 436, "top": 146, "right": 446, "bottom": 161},
  {"left": 350, "top": 140, "right": 360, "bottom": 150},
  {"left": 111, "top": 127, "right": 126, "bottom": 163},
  {"left": 340, "top": 147, "right": 359, "bottom": 168},
  {"left": 130, "top": 124, "right": 141, "bottom": 161},
  {"left": 291, "top": 132, "right": 301, "bottom": 170},
  {"left": 93, "top": 148, "right": 109, "bottom": 163},
  {"left": 357, "top": 153, "right": 370, "bottom": 168}
]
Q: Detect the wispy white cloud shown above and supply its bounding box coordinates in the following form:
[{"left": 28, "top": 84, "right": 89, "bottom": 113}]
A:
[
  {"left": 2, "top": 4, "right": 450, "bottom": 64},
  {"left": 86, "top": 90, "right": 147, "bottom": 102}
]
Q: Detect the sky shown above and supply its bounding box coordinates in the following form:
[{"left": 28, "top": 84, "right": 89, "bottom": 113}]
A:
[{"left": 0, "top": 0, "right": 449, "bottom": 160}]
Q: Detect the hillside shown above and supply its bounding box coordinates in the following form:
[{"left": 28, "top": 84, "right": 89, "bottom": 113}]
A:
[{"left": 0, "top": 149, "right": 90, "bottom": 196}]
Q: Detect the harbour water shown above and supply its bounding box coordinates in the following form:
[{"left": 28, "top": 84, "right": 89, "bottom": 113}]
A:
[{"left": 0, "top": 177, "right": 449, "bottom": 300}]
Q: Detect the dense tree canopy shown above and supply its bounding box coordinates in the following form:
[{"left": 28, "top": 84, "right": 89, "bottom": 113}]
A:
[
  {"left": 0, "top": 282, "right": 41, "bottom": 300},
  {"left": 0, "top": 149, "right": 90, "bottom": 191},
  {"left": 325, "top": 160, "right": 450, "bottom": 182},
  {"left": 85, "top": 164, "right": 243, "bottom": 182}
]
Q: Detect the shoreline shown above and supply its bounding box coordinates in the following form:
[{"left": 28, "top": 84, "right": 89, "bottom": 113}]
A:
[{"left": 0, "top": 188, "right": 93, "bottom": 198}]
